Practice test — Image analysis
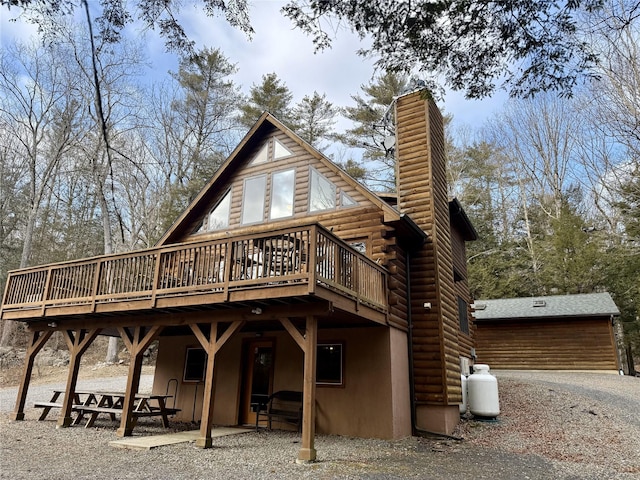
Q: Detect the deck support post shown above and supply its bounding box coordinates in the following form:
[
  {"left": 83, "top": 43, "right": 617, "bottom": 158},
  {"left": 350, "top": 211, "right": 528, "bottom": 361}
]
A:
[
  {"left": 57, "top": 328, "right": 101, "bottom": 428},
  {"left": 12, "top": 329, "right": 53, "bottom": 421},
  {"left": 295, "top": 315, "right": 318, "bottom": 463},
  {"left": 116, "top": 326, "right": 163, "bottom": 437},
  {"left": 191, "top": 320, "right": 244, "bottom": 448}
]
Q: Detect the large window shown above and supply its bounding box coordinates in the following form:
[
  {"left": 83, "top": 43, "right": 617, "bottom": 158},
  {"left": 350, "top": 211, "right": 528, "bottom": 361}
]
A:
[
  {"left": 270, "top": 169, "right": 295, "bottom": 219},
  {"left": 309, "top": 168, "right": 336, "bottom": 212},
  {"left": 241, "top": 175, "right": 267, "bottom": 224},
  {"left": 317, "top": 343, "right": 343, "bottom": 386}
]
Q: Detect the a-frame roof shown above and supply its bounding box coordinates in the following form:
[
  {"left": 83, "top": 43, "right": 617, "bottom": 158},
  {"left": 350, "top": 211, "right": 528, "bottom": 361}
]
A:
[{"left": 157, "top": 112, "right": 422, "bottom": 247}]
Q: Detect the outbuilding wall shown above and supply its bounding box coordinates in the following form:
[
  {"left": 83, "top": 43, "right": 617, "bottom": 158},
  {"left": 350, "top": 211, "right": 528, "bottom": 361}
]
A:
[{"left": 475, "top": 317, "right": 619, "bottom": 370}]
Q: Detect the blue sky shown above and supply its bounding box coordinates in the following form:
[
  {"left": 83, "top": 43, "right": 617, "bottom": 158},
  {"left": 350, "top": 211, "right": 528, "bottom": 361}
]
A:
[{"left": 0, "top": 1, "right": 507, "bottom": 132}]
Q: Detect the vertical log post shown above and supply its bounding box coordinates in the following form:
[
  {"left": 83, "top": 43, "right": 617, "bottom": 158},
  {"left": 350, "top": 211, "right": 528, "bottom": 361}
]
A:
[
  {"left": 116, "top": 326, "right": 162, "bottom": 437},
  {"left": 57, "top": 328, "right": 101, "bottom": 428},
  {"left": 191, "top": 320, "right": 244, "bottom": 448},
  {"left": 298, "top": 315, "right": 317, "bottom": 463},
  {"left": 12, "top": 329, "right": 53, "bottom": 420},
  {"left": 280, "top": 316, "right": 317, "bottom": 463}
]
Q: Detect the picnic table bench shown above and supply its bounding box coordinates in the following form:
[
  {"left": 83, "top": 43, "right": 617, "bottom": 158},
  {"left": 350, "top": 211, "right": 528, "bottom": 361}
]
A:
[
  {"left": 255, "top": 390, "right": 303, "bottom": 432},
  {"left": 34, "top": 390, "right": 180, "bottom": 429}
]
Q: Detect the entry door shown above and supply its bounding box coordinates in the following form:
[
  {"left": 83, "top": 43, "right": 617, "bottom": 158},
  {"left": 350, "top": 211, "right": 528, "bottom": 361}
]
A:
[{"left": 240, "top": 340, "right": 274, "bottom": 426}]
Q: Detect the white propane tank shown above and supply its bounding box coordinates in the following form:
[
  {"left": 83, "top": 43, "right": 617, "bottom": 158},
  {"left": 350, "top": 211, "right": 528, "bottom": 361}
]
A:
[
  {"left": 468, "top": 364, "right": 500, "bottom": 418},
  {"left": 460, "top": 374, "right": 468, "bottom": 415}
]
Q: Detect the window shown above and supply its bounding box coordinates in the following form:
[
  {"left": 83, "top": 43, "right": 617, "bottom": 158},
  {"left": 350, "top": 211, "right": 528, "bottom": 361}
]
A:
[
  {"left": 273, "top": 139, "right": 293, "bottom": 159},
  {"left": 184, "top": 347, "right": 207, "bottom": 382},
  {"left": 341, "top": 191, "right": 357, "bottom": 208},
  {"left": 317, "top": 343, "right": 343, "bottom": 385},
  {"left": 458, "top": 296, "right": 470, "bottom": 335},
  {"left": 249, "top": 143, "right": 269, "bottom": 165},
  {"left": 207, "top": 190, "right": 231, "bottom": 231},
  {"left": 241, "top": 175, "right": 267, "bottom": 224},
  {"left": 309, "top": 168, "right": 336, "bottom": 212},
  {"left": 270, "top": 169, "right": 295, "bottom": 219}
]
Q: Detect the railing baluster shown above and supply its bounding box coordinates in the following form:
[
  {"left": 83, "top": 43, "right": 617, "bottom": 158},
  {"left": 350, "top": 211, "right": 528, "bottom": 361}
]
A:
[{"left": 1, "top": 224, "right": 388, "bottom": 319}]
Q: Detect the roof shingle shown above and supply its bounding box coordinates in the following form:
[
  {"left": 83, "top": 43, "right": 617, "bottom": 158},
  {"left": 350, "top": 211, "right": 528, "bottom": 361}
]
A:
[{"left": 473, "top": 293, "right": 620, "bottom": 321}]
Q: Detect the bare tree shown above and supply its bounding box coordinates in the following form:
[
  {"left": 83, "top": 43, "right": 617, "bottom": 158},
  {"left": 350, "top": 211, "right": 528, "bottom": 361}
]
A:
[
  {"left": 492, "top": 95, "right": 580, "bottom": 220},
  {"left": 61, "top": 23, "right": 147, "bottom": 362},
  {"left": 0, "top": 41, "right": 82, "bottom": 345},
  {"left": 147, "top": 48, "right": 241, "bottom": 233}
]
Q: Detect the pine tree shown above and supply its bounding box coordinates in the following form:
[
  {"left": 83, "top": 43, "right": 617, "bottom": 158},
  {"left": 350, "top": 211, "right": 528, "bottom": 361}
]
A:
[{"left": 238, "top": 73, "right": 296, "bottom": 129}]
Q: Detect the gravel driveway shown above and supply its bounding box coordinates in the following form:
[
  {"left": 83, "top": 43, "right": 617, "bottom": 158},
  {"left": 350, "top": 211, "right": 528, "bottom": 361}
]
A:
[{"left": 0, "top": 371, "right": 638, "bottom": 479}]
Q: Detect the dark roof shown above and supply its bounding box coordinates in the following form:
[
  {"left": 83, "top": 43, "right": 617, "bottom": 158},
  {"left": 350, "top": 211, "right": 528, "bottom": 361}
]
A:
[{"left": 473, "top": 293, "right": 620, "bottom": 321}]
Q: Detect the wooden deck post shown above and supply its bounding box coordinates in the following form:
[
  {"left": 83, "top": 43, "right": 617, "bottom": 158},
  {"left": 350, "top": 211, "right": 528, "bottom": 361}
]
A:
[
  {"left": 279, "top": 316, "right": 318, "bottom": 462},
  {"left": 298, "top": 315, "right": 317, "bottom": 463},
  {"left": 12, "top": 330, "right": 53, "bottom": 421},
  {"left": 116, "top": 326, "right": 162, "bottom": 437},
  {"left": 57, "top": 328, "right": 101, "bottom": 428},
  {"left": 191, "top": 320, "right": 244, "bottom": 448}
]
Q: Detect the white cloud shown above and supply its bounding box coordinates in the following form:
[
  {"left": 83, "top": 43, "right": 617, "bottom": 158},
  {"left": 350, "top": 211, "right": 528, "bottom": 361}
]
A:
[{"left": 0, "top": 0, "right": 505, "bottom": 130}]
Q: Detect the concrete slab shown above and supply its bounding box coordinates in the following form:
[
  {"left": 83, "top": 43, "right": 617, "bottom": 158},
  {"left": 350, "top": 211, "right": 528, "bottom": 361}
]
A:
[{"left": 109, "top": 427, "right": 253, "bottom": 450}]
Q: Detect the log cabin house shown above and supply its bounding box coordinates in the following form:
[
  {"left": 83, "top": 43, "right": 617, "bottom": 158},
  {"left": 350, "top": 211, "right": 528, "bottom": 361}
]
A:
[
  {"left": 474, "top": 293, "right": 621, "bottom": 371},
  {"left": 1, "top": 90, "right": 478, "bottom": 462}
]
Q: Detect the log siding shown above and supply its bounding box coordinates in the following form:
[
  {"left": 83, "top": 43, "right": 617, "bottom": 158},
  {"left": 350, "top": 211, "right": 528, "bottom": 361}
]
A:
[{"left": 396, "top": 93, "right": 463, "bottom": 406}]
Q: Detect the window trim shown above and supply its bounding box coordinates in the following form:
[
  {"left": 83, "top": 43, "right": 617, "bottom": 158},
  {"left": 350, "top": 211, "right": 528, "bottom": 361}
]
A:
[
  {"left": 241, "top": 174, "right": 267, "bottom": 225},
  {"left": 308, "top": 167, "right": 337, "bottom": 213},
  {"left": 249, "top": 142, "right": 269, "bottom": 166},
  {"left": 183, "top": 347, "right": 207, "bottom": 383},
  {"left": 273, "top": 138, "right": 294, "bottom": 160},
  {"left": 340, "top": 191, "right": 357, "bottom": 208},
  {"left": 316, "top": 342, "right": 344, "bottom": 387},
  {"left": 269, "top": 168, "right": 296, "bottom": 220},
  {"left": 206, "top": 188, "right": 232, "bottom": 232}
]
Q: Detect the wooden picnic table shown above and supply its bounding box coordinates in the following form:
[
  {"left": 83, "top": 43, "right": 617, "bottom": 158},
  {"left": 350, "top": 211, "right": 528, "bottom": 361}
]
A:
[{"left": 34, "top": 390, "right": 179, "bottom": 429}]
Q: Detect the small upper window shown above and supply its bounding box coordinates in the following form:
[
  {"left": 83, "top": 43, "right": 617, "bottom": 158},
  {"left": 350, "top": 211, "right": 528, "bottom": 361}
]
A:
[
  {"left": 207, "top": 190, "right": 231, "bottom": 231},
  {"left": 249, "top": 143, "right": 269, "bottom": 165},
  {"left": 309, "top": 168, "right": 336, "bottom": 212},
  {"left": 270, "top": 169, "right": 295, "bottom": 219},
  {"left": 242, "top": 175, "right": 267, "bottom": 224},
  {"left": 341, "top": 191, "right": 357, "bottom": 208},
  {"left": 273, "top": 139, "right": 293, "bottom": 160}
]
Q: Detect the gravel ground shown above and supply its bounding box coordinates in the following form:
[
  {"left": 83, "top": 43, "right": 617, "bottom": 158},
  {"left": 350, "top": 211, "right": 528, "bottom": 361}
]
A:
[{"left": 0, "top": 371, "right": 638, "bottom": 479}]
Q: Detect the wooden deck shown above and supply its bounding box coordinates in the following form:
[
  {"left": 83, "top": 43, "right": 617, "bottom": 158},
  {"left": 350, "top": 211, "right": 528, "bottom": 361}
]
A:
[{"left": 1, "top": 223, "right": 388, "bottom": 323}]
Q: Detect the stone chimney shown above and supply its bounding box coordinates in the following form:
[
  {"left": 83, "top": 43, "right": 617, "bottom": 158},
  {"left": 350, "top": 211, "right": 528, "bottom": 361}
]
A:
[{"left": 394, "top": 91, "right": 462, "bottom": 435}]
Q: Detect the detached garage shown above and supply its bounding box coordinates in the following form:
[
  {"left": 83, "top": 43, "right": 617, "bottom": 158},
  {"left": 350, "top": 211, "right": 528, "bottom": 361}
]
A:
[{"left": 474, "top": 293, "right": 621, "bottom": 371}]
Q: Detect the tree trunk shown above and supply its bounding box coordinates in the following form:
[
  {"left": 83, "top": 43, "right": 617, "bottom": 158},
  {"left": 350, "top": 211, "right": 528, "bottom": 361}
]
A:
[
  {"left": 0, "top": 206, "right": 39, "bottom": 346},
  {"left": 106, "top": 337, "right": 119, "bottom": 364}
]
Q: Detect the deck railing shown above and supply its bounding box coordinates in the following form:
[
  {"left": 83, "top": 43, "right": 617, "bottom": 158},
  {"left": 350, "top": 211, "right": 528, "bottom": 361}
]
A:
[{"left": 1, "top": 224, "right": 388, "bottom": 319}]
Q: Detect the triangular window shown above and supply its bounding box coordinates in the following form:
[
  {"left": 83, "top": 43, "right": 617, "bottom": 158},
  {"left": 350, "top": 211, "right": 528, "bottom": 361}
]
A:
[
  {"left": 249, "top": 143, "right": 269, "bottom": 165},
  {"left": 341, "top": 191, "right": 357, "bottom": 208},
  {"left": 207, "top": 190, "right": 231, "bottom": 231},
  {"left": 273, "top": 139, "right": 293, "bottom": 160}
]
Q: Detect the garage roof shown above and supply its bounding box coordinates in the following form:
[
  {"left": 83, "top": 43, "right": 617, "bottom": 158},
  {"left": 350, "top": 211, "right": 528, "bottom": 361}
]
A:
[{"left": 473, "top": 293, "right": 620, "bottom": 321}]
